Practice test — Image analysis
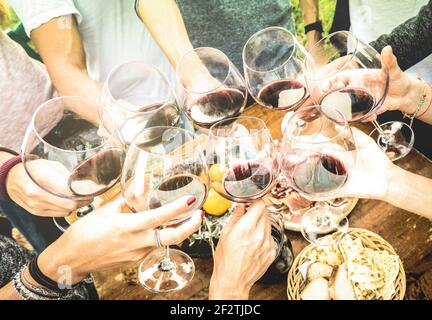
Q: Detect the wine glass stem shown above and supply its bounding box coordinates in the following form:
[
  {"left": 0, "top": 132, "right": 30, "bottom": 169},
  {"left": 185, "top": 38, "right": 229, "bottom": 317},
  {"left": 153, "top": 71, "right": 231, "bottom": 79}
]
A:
[
  {"left": 372, "top": 120, "right": 386, "bottom": 137},
  {"left": 159, "top": 226, "right": 174, "bottom": 272}
]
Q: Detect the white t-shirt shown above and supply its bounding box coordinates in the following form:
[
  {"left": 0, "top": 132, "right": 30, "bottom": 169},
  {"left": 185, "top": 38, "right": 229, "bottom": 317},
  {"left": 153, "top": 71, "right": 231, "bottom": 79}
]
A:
[
  {"left": 8, "top": 0, "right": 176, "bottom": 85},
  {"left": 349, "top": 0, "right": 432, "bottom": 82}
]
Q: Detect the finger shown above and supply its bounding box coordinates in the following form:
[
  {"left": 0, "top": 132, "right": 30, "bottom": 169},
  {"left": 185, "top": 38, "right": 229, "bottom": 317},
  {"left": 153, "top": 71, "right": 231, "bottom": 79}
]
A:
[
  {"left": 126, "top": 195, "right": 197, "bottom": 230},
  {"left": 381, "top": 46, "right": 398, "bottom": 71},
  {"left": 158, "top": 210, "right": 203, "bottom": 246},
  {"left": 237, "top": 200, "right": 266, "bottom": 228}
]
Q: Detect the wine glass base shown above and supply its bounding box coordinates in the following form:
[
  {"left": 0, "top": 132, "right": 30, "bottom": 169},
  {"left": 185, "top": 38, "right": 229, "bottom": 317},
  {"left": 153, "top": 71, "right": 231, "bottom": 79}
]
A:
[
  {"left": 138, "top": 248, "right": 195, "bottom": 293},
  {"left": 300, "top": 206, "right": 349, "bottom": 246},
  {"left": 370, "top": 121, "right": 414, "bottom": 162}
]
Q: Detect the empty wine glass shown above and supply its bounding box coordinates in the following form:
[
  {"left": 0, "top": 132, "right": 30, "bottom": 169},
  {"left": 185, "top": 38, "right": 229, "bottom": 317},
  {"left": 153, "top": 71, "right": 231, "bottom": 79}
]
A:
[
  {"left": 121, "top": 126, "right": 209, "bottom": 293},
  {"left": 243, "top": 27, "right": 309, "bottom": 110},
  {"left": 304, "top": 31, "right": 414, "bottom": 161},
  {"left": 176, "top": 47, "right": 247, "bottom": 129},
  {"left": 280, "top": 106, "right": 357, "bottom": 245},
  {"left": 22, "top": 96, "right": 125, "bottom": 232},
  {"left": 206, "top": 116, "right": 279, "bottom": 203},
  {"left": 99, "top": 61, "right": 181, "bottom": 144}
]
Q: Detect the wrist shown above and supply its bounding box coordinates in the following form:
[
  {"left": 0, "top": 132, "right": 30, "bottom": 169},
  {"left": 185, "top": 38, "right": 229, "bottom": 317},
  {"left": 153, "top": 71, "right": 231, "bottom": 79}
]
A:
[
  {"left": 38, "top": 242, "right": 87, "bottom": 285},
  {"left": 382, "top": 164, "right": 404, "bottom": 203},
  {"left": 402, "top": 77, "right": 429, "bottom": 114}
]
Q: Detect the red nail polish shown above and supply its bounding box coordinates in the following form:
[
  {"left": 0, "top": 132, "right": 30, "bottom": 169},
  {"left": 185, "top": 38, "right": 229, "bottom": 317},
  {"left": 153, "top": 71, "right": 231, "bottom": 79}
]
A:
[
  {"left": 201, "top": 210, "right": 206, "bottom": 218},
  {"left": 187, "top": 196, "right": 196, "bottom": 206}
]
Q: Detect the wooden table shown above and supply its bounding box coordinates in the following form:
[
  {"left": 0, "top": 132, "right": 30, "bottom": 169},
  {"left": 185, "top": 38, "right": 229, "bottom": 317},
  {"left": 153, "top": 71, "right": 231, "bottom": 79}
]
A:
[{"left": 93, "top": 105, "right": 432, "bottom": 300}]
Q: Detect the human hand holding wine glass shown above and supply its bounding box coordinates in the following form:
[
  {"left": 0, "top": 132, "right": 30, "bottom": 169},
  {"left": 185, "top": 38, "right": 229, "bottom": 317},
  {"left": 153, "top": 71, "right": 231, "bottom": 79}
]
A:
[
  {"left": 22, "top": 96, "right": 125, "bottom": 231},
  {"left": 209, "top": 201, "right": 276, "bottom": 300},
  {"left": 177, "top": 47, "right": 247, "bottom": 129},
  {"left": 6, "top": 160, "right": 91, "bottom": 217},
  {"left": 305, "top": 31, "right": 414, "bottom": 161},
  {"left": 121, "top": 126, "right": 209, "bottom": 293},
  {"left": 280, "top": 106, "right": 357, "bottom": 246}
]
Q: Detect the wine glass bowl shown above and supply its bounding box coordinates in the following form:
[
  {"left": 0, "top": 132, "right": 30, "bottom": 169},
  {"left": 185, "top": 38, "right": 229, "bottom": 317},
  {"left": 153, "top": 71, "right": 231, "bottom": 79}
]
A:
[
  {"left": 121, "top": 126, "right": 209, "bottom": 225},
  {"left": 206, "top": 116, "right": 279, "bottom": 203},
  {"left": 176, "top": 47, "right": 247, "bottom": 129},
  {"left": 304, "top": 31, "right": 389, "bottom": 123},
  {"left": 100, "top": 61, "right": 181, "bottom": 144},
  {"left": 243, "top": 27, "right": 309, "bottom": 110},
  {"left": 22, "top": 96, "right": 125, "bottom": 230}
]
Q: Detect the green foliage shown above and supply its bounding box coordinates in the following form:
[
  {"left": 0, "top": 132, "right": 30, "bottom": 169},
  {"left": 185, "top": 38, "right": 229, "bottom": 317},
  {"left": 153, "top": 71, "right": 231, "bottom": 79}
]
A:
[{"left": 290, "top": 0, "right": 337, "bottom": 45}]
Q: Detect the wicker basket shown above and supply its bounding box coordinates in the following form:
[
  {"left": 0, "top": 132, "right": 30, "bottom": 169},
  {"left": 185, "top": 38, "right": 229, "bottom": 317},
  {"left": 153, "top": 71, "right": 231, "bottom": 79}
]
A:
[{"left": 287, "top": 228, "right": 406, "bottom": 300}]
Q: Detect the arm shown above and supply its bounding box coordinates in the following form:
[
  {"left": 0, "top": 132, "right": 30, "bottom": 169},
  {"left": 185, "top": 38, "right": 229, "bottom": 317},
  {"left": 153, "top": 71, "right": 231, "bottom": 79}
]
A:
[
  {"left": 0, "top": 196, "right": 203, "bottom": 299},
  {"left": 136, "top": 0, "right": 193, "bottom": 68},
  {"left": 385, "top": 166, "right": 432, "bottom": 220},
  {"left": 30, "top": 16, "right": 100, "bottom": 123},
  {"left": 300, "top": 0, "right": 321, "bottom": 49},
  {"left": 370, "top": 0, "right": 432, "bottom": 71}
]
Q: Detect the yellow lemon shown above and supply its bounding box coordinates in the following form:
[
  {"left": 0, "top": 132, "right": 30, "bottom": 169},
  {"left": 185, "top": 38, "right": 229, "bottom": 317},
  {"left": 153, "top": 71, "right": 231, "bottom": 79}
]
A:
[
  {"left": 209, "top": 164, "right": 226, "bottom": 183},
  {"left": 203, "top": 188, "right": 232, "bottom": 216}
]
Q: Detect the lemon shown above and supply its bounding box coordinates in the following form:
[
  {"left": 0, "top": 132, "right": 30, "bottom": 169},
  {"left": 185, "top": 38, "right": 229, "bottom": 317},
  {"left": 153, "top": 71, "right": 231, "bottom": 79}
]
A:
[
  {"left": 203, "top": 188, "right": 232, "bottom": 216},
  {"left": 209, "top": 164, "right": 226, "bottom": 183}
]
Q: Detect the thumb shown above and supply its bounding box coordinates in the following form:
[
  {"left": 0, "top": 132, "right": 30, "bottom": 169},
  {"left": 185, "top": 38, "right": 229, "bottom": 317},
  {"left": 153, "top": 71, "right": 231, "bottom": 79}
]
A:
[{"left": 381, "top": 46, "right": 399, "bottom": 73}]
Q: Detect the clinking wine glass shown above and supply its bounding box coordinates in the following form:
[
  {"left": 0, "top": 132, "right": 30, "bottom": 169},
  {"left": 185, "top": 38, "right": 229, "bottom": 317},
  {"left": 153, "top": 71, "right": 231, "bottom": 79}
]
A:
[
  {"left": 280, "top": 106, "right": 357, "bottom": 246},
  {"left": 176, "top": 47, "right": 248, "bottom": 129},
  {"left": 121, "top": 126, "right": 209, "bottom": 293},
  {"left": 243, "top": 27, "right": 309, "bottom": 110},
  {"left": 205, "top": 116, "right": 279, "bottom": 203},
  {"left": 22, "top": 96, "right": 125, "bottom": 232},
  {"left": 304, "top": 31, "right": 414, "bottom": 161},
  {"left": 99, "top": 61, "right": 181, "bottom": 145}
]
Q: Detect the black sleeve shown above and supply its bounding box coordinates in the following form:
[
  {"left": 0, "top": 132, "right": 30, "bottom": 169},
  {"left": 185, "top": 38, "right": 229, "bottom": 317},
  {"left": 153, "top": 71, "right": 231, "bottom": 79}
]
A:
[{"left": 370, "top": 0, "right": 432, "bottom": 71}]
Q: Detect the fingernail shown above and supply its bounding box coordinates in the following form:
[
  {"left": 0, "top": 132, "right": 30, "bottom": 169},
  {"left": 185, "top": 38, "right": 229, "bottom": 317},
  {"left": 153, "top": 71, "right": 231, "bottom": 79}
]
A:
[
  {"left": 187, "top": 196, "right": 196, "bottom": 206},
  {"left": 200, "top": 210, "right": 206, "bottom": 218}
]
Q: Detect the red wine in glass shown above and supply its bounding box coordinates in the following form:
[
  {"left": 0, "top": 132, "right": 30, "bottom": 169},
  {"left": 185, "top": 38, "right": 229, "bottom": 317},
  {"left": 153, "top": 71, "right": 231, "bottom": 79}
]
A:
[
  {"left": 148, "top": 173, "right": 207, "bottom": 225},
  {"left": 257, "top": 79, "right": 307, "bottom": 110},
  {"left": 222, "top": 161, "right": 273, "bottom": 201},
  {"left": 68, "top": 148, "right": 124, "bottom": 197},
  {"left": 187, "top": 88, "right": 245, "bottom": 128},
  {"left": 320, "top": 87, "right": 375, "bottom": 122},
  {"left": 290, "top": 154, "right": 347, "bottom": 195}
]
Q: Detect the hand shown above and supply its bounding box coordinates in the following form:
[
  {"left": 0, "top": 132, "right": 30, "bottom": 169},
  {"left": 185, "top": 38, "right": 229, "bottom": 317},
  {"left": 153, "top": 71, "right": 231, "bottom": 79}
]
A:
[
  {"left": 38, "top": 195, "right": 203, "bottom": 284},
  {"left": 209, "top": 200, "right": 276, "bottom": 300},
  {"left": 334, "top": 128, "right": 396, "bottom": 200},
  {"left": 6, "top": 160, "right": 92, "bottom": 217},
  {"left": 376, "top": 46, "right": 430, "bottom": 116}
]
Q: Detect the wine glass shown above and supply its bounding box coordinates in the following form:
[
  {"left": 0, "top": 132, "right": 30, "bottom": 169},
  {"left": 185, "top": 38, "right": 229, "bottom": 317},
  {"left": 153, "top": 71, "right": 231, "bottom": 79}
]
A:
[
  {"left": 121, "top": 126, "right": 209, "bottom": 293},
  {"left": 304, "top": 31, "right": 414, "bottom": 161},
  {"left": 99, "top": 61, "right": 181, "bottom": 144},
  {"left": 280, "top": 106, "right": 357, "bottom": 245},
  {"left": 243, "top": 27, "right": 309, "bottom": 110},
  {"left": 176, "top": 47, "right": 247, "bottom": 129},
  {"left": 206, "top": 116, "right": 279, "bottom": 203},
  {"left": 22, "top": 96, "right": 125, "bottom": 232}
]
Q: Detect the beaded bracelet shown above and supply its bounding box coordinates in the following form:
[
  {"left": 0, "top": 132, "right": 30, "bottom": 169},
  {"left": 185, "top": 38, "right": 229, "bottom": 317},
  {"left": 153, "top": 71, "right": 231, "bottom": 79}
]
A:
[
  {"left": 403, "top": 78, "right": 432, "bottom": 126},
  {"left": 12, "top": 267, "right": 61, "bottom": 300},
  {"left": 21, "top": 266, "right": 62, "bottom": 299}
]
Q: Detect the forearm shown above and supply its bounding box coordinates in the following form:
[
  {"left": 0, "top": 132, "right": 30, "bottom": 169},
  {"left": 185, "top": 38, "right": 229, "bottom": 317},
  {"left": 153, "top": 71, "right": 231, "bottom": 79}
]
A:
[
  {"left": 300, "top": 0, "right": 321, "bottom": 48},
  {"left": 137, "top": 0, "right": 193, "bottom": 68},
  {"left": 384, "top": 166, "right": 432, "bottom": 220},
  {"left": 370, "top": 1, "right": 432, "bottom": 71},
  {"left": 31, "top": 16, "right": 100, "bottom": 123}
]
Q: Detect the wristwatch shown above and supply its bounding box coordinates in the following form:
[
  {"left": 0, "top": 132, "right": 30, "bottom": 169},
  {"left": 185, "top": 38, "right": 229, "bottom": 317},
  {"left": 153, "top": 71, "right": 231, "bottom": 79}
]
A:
[{"left": 304, "top": 21, "right": 323, "bottom": 34}]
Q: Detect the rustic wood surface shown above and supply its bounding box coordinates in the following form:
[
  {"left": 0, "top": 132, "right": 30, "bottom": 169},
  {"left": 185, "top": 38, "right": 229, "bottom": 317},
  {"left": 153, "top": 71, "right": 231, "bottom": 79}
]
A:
[{"left": 93, "top": 104, "right": 432, "bottom": 300}]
